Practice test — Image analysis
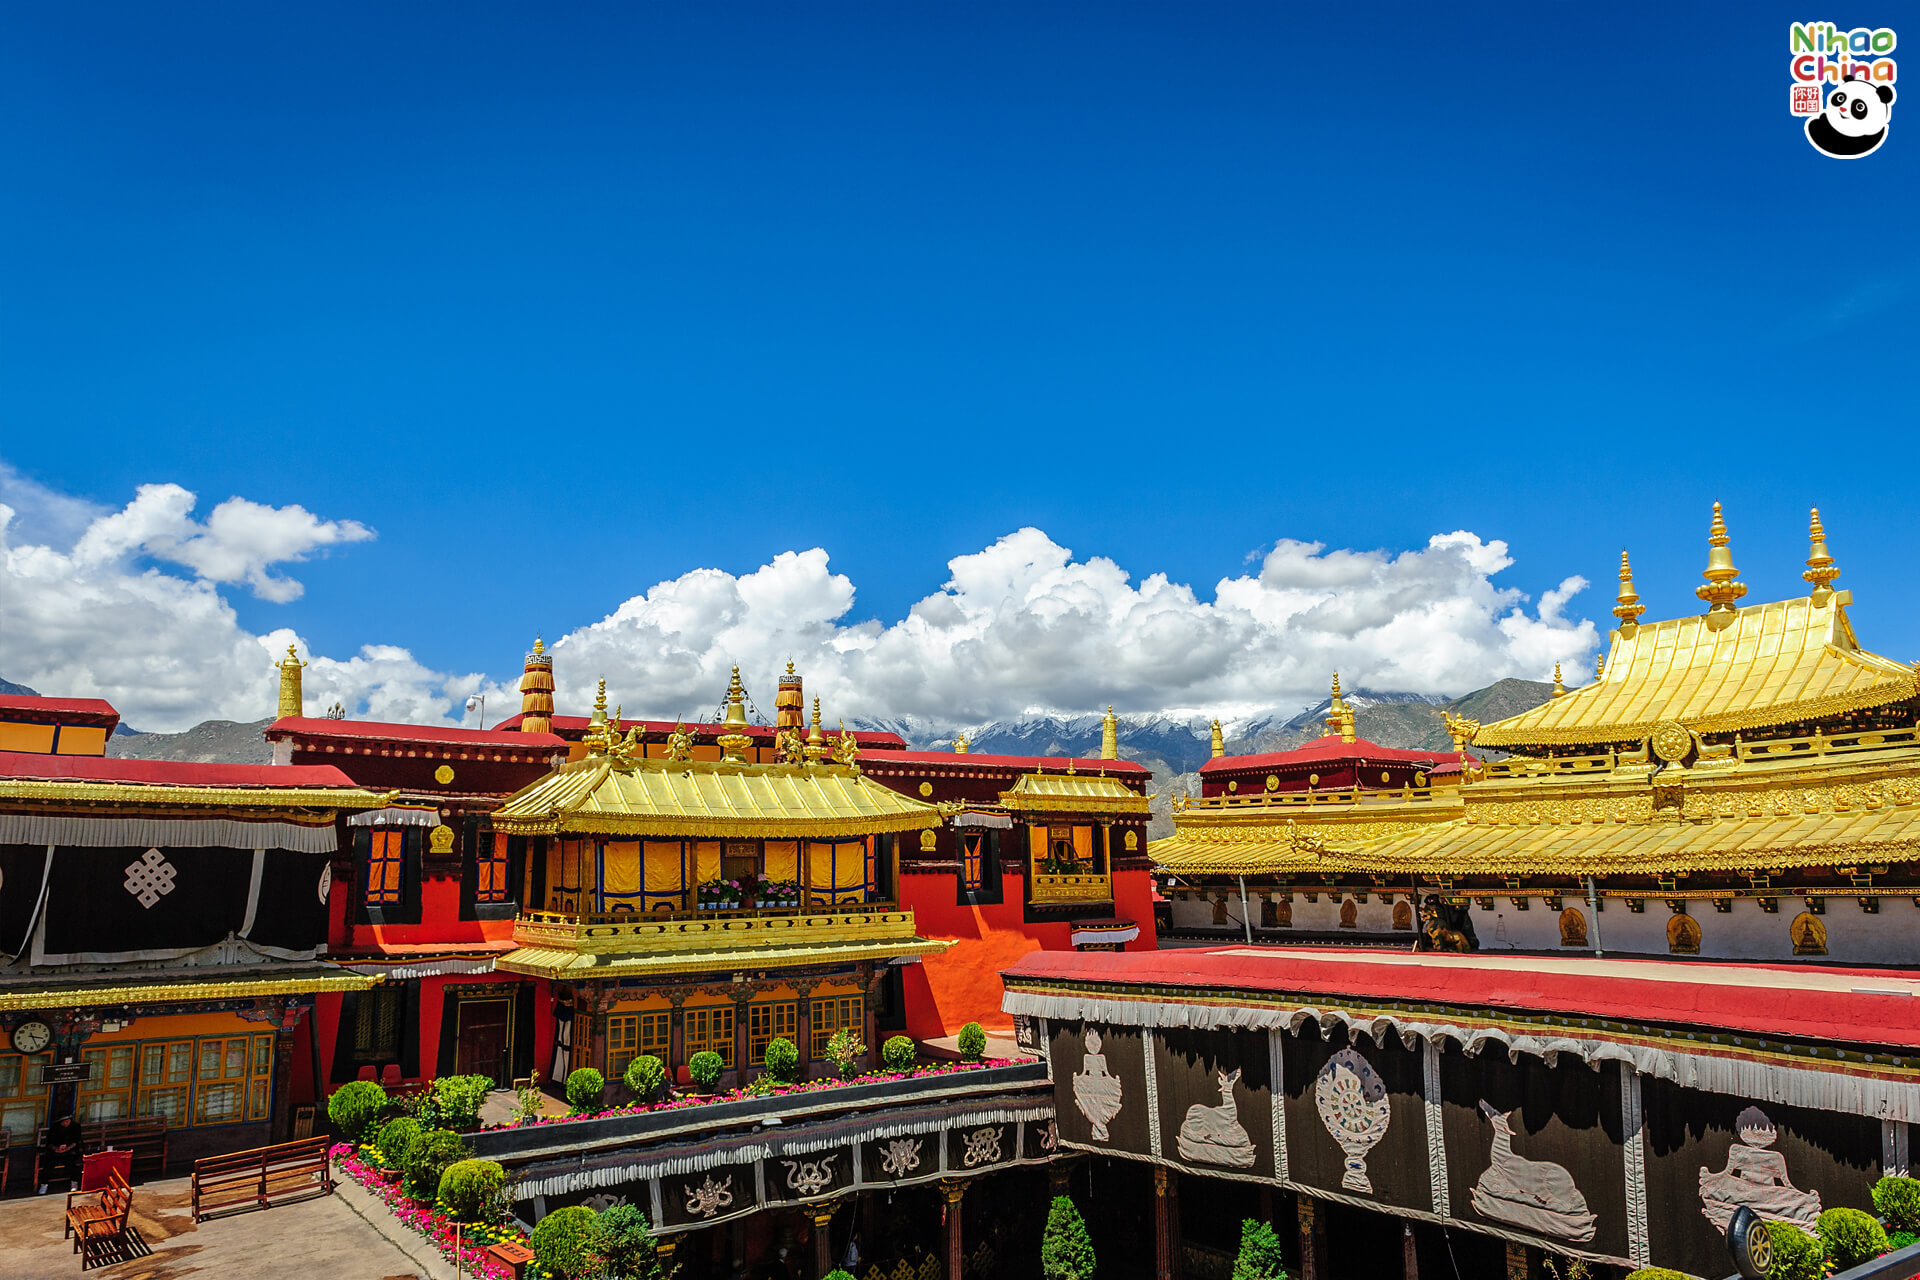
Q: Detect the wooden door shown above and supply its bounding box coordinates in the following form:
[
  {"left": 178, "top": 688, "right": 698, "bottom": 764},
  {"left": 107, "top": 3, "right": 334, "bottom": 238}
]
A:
[{"left": 454, "top": 999, "right": 512, "bottom": 1083}]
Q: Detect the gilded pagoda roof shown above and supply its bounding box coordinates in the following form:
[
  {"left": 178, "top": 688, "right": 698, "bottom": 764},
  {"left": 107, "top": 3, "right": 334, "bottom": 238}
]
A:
[
  {"left": 998, "top": 771, "right": 1150, "bottom": 815},
  {"left": 490, "top": 751, "right": 947, "bottom": 838},
  {"left": 1478, "top": 593, "right": 1914, "bottom": 748}
]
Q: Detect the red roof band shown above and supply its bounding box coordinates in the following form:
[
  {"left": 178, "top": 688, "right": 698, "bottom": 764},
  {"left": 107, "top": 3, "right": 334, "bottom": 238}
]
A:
[
  {"left": 0, "top": 750, "right": 360, "bottom": 790},
  {"left": 267, "top": 717, "right": 566, "bottom": 750}
]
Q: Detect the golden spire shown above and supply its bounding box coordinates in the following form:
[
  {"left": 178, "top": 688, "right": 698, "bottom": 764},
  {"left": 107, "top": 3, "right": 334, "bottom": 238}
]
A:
[
  {"left": 1612, "top": 550, "right": 1645, "bottom": 632},
  {"left": 1552, "top": 663, "right": 1566, "bottom": 697},
  {"left": 1209, "top": 719, "right": 1225, "bottom": 759},
  {"left": 584, "top": 678, "right": 610, "bottom": 754},
  {"left": 1339, "top": 702, "right": 1357, "bottom": 744},
  {"left": 717, "top": 666, "right": 752, "bottom": 762},
  {"left": 1695, "top": 501, "right": 1748, "bottom": 619},
  {"left": 1099, "top": 706, "right": 1118, "bottom": 760},
  {"left": 518, "top": 635, "right": 555, "bottom": 734},
  {"left": 274, "top": 643, "right": 307, "bottom": 719},
  {"left": 1595, "top": 652, "right": 1606, "bottom": 681},
  {"left": 774, "top": 660, "right": 805, "bottom": 733},
  {"left": 804, "top": 695, "right": 829, "bottom": 763},
  {"left": 1323, "top": 673, "right": 1346, "bottom": 739},
  {"left": 953, "top": 730, "right": 969, "bottom": 754},
  {"left": 1803, "top": 506, "right": 1841, "bottom": 606}
]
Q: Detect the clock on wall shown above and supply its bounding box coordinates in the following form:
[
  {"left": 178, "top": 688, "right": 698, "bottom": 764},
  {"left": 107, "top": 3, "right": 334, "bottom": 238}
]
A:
[{"left": 9, "top": 1019, "right": 52, "bottom": 1054}]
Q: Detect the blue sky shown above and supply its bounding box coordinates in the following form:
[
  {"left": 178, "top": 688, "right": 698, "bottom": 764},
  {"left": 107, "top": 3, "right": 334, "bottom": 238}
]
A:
[{"left": 1, "top": 3, "right": 1915, "bottom": 729}]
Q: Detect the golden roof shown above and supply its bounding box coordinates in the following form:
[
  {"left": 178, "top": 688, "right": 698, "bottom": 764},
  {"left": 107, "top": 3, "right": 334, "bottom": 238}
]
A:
[
  {"left": 0, "top": 970, "right": 379, "bottom": 1012},
  {"left": 495, "top": 935, "right": 950, "bottom": 981},
  {"left": 1153, "top": 789, "right": 1462, "bottom": 875},
  {"left": 0, "top": 779, "right": 395, "bottom": 811},
  {"left": 490, "top": 751, "right": 946, "bottom": 838},
  {"left": 999, "top": 772, "right": 1150, "bottom": 815},
  {"left": 1477, "top": 592, "right": 1916, "bottom": 747}
]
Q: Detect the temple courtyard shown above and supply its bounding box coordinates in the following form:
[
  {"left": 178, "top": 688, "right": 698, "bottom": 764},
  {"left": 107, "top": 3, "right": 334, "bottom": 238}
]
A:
[{"left": 0, "top": 1176, "right": 450, "bottom": 1280}]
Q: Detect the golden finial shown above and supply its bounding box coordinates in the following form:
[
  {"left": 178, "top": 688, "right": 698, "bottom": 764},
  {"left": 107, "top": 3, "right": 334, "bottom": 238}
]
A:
[
  {"left": 1339, "top": 703, "right": 1357, "bottom": 744},
  {"left": 1209, "top": 719, "right": 1225, "bottom": 759},
  {"left": 1696, "top": 501, "right": 1748, "bottom": 619},
  {"left": 804, "top": 695, "right": 829, "bottom": 763},
  {"left": 532, "top": 636, "right": 545, "bottom": 656},
  {"left": 584, "top": 678, "right": 611, "bottom": 754},
  {"left": 716, "top": 666, "right": 752, "bottom": 762},
  {"left": 786, "top": 660, "right": 796, "bottom": 676},
  {"left": 1803, "top": 506, "right": 1840, "bottom": 606},
  {"left": 953, "top": 731, "right": 970, "bottom": 754},
  {"left": 1100, "top": 705, "right": 1118, "bottom": 760},
  {"left": 1552, "top": 663, "right": 1566, "bottom": 697},
  {"left": 274, "top": 643, "right": 308, "bottom": 719},
  {"left": 1595, "top": 652, "right": 1606, "bottom": 680},
  {"left": 591, "top": 678, "right": 607, "bottom": 721},
  {"left": 1323, "top": 673, "right": 1347, "bottom": 739},
  {"left": 519, "top": 636, "right": 555, "bottom": 734},
  {"left": 1613, "top": 550, "right": 1645, "bottom": 632}
]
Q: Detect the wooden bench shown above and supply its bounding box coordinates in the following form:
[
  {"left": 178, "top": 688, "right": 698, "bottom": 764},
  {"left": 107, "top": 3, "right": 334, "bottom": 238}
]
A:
[
  {"left": 64, "top": 1167, "right": 132, "bottom": 1269},
  {"left": 190, "top": 1136, "right": 335, "bottom": 1222},
  {"left": 36, "top": 1116, "right": 169, "bottom": 1186}
]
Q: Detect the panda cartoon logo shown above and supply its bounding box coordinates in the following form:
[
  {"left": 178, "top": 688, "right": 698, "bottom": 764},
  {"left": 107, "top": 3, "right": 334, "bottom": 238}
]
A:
[{"left": 1806, "top": 78, "right": 1895, "bottom": 158}]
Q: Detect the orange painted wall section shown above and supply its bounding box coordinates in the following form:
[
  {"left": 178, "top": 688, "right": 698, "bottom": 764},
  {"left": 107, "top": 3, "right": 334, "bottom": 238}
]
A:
[{"left": 898, "top": 868, "right": 1159, "bottom": 1039}]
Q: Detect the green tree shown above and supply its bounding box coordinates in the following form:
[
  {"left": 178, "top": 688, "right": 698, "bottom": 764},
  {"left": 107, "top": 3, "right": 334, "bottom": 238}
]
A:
[
  {"left": 957, "top": 1022, "right": 988, "bottom": 1061},
  {"left": 825, "top": 1027, "right": 867, "bottom": 1079},
  {"left": 623, "top": 1054, "right": 667, "bottom": 1102},
  {"left": 565, "top": 1067, "right": 606, "bottom": 1114},
  {"left": 1817, "top": 1206, "right": 1890, "bottom": 1269},
  {"left": 1231, "top": 1218, "right": 1288, "bottom": 1280},
  {"left": 401, "top": 1128, "right": 471, "bottom": 1203},
  {"left": 1042, "top": 1194, "right": 1096, "bottom": 1280},
  {"left": 688, "top": 1050, "right": 723, "bottom": 1088},
  {"left": 592, "top": 1202, "right": 663, "bottom": 1279},
  {"left": 881, "top": 1035, "right": 915, "bottom": 1071},
  {"left": 1765, "top": 1220, "right": 1827, "bottom": 1280},
  {"left": 531, "top": 1205, "right": 601, "bottom": 1280},
  {"left": 763, "top": 1037, "right": 800, "bottom": 1084},
  {"left": 437, "top": 1158, "right": 506, "bottom": 1221}
]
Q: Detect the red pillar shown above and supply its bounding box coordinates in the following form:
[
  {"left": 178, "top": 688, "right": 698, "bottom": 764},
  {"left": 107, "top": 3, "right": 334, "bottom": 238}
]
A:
[
  {"left": 941, "top": 1179, "right": 966, "bottom": 1280},
  {"left": 811, "top": 1204, "right": 836, "bottom": 1277},
  {"left": 1154, "top": 1166, "right": 1178, "bottom": 1280}
]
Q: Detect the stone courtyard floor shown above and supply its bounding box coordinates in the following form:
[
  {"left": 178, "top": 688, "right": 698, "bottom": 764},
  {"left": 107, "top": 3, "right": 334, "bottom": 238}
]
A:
[{"left": 0, "top": 1172, "right": 457, "bottom": 1280}]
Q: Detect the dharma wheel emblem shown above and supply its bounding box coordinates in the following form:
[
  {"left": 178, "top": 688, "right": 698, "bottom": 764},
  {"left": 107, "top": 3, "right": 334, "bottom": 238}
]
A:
[{"left": 1650, "top": 720, "right": 1693, "bottom": 764}]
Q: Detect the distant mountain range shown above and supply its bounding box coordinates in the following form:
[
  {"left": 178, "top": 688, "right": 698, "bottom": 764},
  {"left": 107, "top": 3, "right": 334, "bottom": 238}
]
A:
[{"left": 105, "top": 719, "right": 274, "bottom": 764}]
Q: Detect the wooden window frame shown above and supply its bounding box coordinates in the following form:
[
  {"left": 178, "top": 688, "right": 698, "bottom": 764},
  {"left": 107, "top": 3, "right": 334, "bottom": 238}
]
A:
[
  {"left": 747, "top": 1001, "right": 797, "bottom": 1066},
  {"left": 0, "top": 1051, "right": 52, "bottom": 1145},
  {"left": 684, "top": 1005, "right": 735, "bottom": 1069},
  {"left": 808, "top": 995, "right": 863, "bottom": 1060},
  {"left": 78, "top": 1045, "right": 136, "bottom": 1124},
  {"left": 365, "top": 830, "right": 406, "bottom": 906}
]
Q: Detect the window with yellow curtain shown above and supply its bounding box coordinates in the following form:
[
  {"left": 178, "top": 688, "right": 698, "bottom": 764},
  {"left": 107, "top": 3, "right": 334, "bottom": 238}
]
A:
[
  {"left": 809, "top": 995, "right": 864, "bottom": 1059},
  {"left": 548, "top": 839, "right": 586, "bottom": 912},
  {"left": 643, "top": 842, "right": 687, "bottom": 912},
  {"left": 79, "top": 1045, "right": 135, "bottom": 1122},
  {"left": 600, "top": 841, "right": 643, "bottom": 913},
  {"left": 477, "top": 834, "right": 513, "bottom": 904},
  {"left": 747, "top": 1001, "right": 797, "bottom": 1065},
  {"left": 684, "top": 1005, "right": 734, "bottom": 1068},
  {"left": 366, "top": 829, "right": 405, "bottom": 905}
]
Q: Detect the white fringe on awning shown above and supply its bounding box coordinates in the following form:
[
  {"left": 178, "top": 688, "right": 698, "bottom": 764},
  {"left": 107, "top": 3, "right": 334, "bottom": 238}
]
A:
[
  {"left": 1071, "top": 924, "right": 1139, "bottom": 947},
  {"left": 346, "top": 807, "right": 441, "bottom": 828},
  {"left": 1003, "top": 989, "right": 1920, "bottom": 1123},
  {"left": 341, "top": 957, "right": 498, "bottom": 979},
  {"left": 773, "top": 1104, "right": 1053, "bottom": 1157},
  {"left": 952, "top": 811, "right": 1013, "bottom": 829},
  {"left": 0, "top": 813, "right": 336, "bottom": 853}
]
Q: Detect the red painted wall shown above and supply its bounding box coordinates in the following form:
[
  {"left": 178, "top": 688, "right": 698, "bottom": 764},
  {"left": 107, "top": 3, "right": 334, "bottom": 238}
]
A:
[{"left": 898, "top": 868, "right": 1158, "bottom": 1039}]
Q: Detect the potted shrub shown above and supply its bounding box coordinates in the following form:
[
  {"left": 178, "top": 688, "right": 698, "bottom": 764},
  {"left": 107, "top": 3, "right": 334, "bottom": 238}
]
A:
[
  {"left": 592, "top": 1202, "right": 663, "bottom": 1280},
  {"left": 1818, "top": 1206, "right": 1890, "bottom": 1269},
  {"left": 432, "top": 1073, "right": 495, "bottom": 1131},
  {"left": 957, "top": 1021, "right": 988, "bottom": 1062},
  {"left": 400, "top": 1128, "right": 470, "bottom": 1203},
  {"left": 437, "top": 1158, "right": 506, "bottom": 1222},
  {"left": 764, "top": 1036, "right": 800, "bottom": 1085},
  {"left": 623, "top": 1053, "right": 668, "bottom": 1104},
  {"left": 825, "top": 1027, "right": 867, "bottom": 1080},
  {"left": 688, "top": 1050, "right": 724, "bottom": 1092},
  {"left": 565, "top": 1067, "right": 606, "bottom": 1114},
  {"left": 532, "top": 1205, "right": 600, "bottom": 1280},
  {"left": 371, "top": 1116, "right": 423, "bottom": 1178},
  {"left": 326, "top": 1079, "right": 389, "bottom": 1141},
  {"left": 881, "top": 1035, "right": 915, "bottom": 1072}
]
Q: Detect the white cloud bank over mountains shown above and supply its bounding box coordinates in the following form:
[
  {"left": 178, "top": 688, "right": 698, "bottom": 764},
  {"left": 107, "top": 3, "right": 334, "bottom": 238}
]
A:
[{"left": 0, "top": 467, "right": 1600, "bottom": 733}]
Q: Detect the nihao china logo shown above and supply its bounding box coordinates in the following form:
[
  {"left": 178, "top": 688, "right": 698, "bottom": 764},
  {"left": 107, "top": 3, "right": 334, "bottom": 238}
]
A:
[{"left": 1789, "top": 22, "right": 1898, "bottom": 158}]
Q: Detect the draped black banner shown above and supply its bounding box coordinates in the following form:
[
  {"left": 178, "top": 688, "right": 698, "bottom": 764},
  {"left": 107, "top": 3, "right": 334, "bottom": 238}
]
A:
[
  {"left": 1642, "top": 1080, "right": 1882, "bottom": 1279},
  {"left": 1280, "top": 1025, "right": 1431, "bottom": 1214},
  {"left": 243, "top": 850, "right": 331, "bottom": 953},
  {"left": 1439, "top": 1050, "right": 1629, "bottom": 1263},
  {"left": 659, "top": 1161, "right": 759, "bottom": 1230},
  {"left": 0, "top": 844, "right": 48, "bottom": 957},
  {"left": 764, "top": 1148, "right": 855, "bottom": 1204},
  {"left": 1154, "top": 1027, "right": 1276, "bottom": 1181},
  {"left": 41, "top": 846, "right": 254, "bottom": 960},
  {"left": 946, "top": 1120, "right": 1015, "bottom": 1175},
  {"left": 1051, "top": 1021, "right": 1151, "bottom": 1155}
]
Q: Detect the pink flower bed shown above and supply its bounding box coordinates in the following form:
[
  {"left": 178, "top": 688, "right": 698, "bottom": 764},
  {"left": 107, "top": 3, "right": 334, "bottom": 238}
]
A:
[
  {"left": 508, "top": 1057, "right": 1025, "bottom": 1130},
  {"left": 333, "top": 1143, "right": 528, "bottom": 1280}
]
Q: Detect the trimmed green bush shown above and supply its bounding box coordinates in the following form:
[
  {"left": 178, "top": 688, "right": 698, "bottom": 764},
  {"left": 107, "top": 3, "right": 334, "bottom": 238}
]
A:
[
  {"left": 326, "top": 1080, "right": 388, "bottom": 1140},
  {"left": 1765, "top": 1220, "right": 1826, "bottom": 1280},
  {"left": 1892, "top": 1229, "right": 1918, "bottom": 1249},
  {"left": 1622, "top": 1270, "right": 1692, "bottom": 1280},
  {"left": 401, "top": 1128, "right": 471, "bottom": 1202},
  {"left": 431, "top": 1074, "right": 495, "bottom": 1128},
  {"left": 1042, "top": 1194, "right": 1096, "bottom": 1280},
  {"left": 688, "top": 1050, "right": 723, "bottom": 1088},
  {"left": 373, "top": 1116, "right": 422, "bottom": 1169},
  {"left": 1231, "top": 1217, "right": 1288, "bottom": 1280},
  {"left": 1818, "top": 1206, "right": 1889, "bottom": 1268},
  {"left": 592, "top": 1201, "right": 662, "bottom": 1279},
  {"left": 623, "top": 1053, "right": 667, "bottom": 1102},
  {"left": 763, "top": 1036, "right": 800, "bottom": 1084},
  {"left": 957, "top": 1021, "right": 988, "bottom": 1061},
  {"left": 1875, "top": 1175, "right": 1920, "bottom": 1232},
  {"left": 564, "top": 1067, "right": 605, "bottom": 1114},
  {"left": 531, "top": 1205, "right": 600, "bottom": 1280},
  {"left": 824, "top": 1272, "right": 857, "bottom": 1280},
  {"left": 882, "top": 1035, "right": 915, "bottom": 1071},
  {"left": 437, "top": 1158, "right": 505, "bottom": 1221}
]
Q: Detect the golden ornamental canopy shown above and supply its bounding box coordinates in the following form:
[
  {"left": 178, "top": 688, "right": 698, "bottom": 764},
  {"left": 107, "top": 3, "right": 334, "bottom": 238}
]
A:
[{"left": 999, "top": 772, "right": 1151, "bottom": 815}]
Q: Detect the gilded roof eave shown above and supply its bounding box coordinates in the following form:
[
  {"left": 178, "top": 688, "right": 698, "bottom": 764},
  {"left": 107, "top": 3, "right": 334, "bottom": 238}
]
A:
[
  {"left": 0, "top": 780, "right": 396, "bottom": 811},
  {"left": 494, "top": 936, "right": 952, "bottom": 981},
  {"left": 1476, "top": 595, "right": 1917, "bottom": 748},
  {"left": 998, "top": 772, "right": 1150, "bottom": 816},
  {"left": 491, "top": 754, "right": 947, "bottom": 839}
]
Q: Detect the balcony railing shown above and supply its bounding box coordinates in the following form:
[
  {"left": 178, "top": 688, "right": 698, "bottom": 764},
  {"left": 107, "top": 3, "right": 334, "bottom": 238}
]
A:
[
  {"left": 1030, "top": 872, "right": 1112, "bottom": 905},
  {"left": 512, "top": 902, "right": 921, "bottom": 956}
]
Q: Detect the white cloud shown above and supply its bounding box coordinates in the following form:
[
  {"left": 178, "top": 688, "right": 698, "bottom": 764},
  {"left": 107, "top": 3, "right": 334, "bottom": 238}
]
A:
[{"left": 2, "top": 471, "right": 1600, "bottom": 734}]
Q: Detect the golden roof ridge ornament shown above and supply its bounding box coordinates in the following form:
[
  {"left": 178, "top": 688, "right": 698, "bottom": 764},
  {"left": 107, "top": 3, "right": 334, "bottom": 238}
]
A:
[
  {"left": 953, "top": 730, "right": 969, "bottom": 754},
  {"left": 1209, "top": 719, "right": 1225, "bottom": 759},
  {"left": 1696, "top": 501, "right": 1748, "bottom": 622},
  {"left": 716, "top": 666, "right": 753, "bottom": 763},
  {"left": 1613, "top": 550, "right": 1645, "bottom": 633},
  {"left": 1803, "top": 506, "right": 1841, "bottom": 607},
  {"left": 1552, "top": 663, "right": 1566, "bottom": 697},
  {"left": 804, "top": 695, "right": 830, "bottom": 764},
  {"left": 275, "top": 643, "right": 308, "bottom": 719},
  {"left": 1324, "top": 673, "right": 1347, "bottom": 739},
  {"left": 584, "top": 678, "right": 611, "bottom": 755},
  {"left": 1100, "top": 705, "right": 1118, "bottom": 760},
  {"left": 1595, "top": 652, "right": 1606, "bottom": 681}
]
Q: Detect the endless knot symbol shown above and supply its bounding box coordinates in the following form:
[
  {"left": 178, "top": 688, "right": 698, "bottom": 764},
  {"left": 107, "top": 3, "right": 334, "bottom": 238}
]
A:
[
  {"left": 124, "top": 848, "right": 178, "bottom": 909},
  {"left": 961, "top": 1126, "right": 1002, "bottom": 1167},
  {"left": 879, "top": 1137, "right": 922, "bottom": 1176},
  {"left": 682, "top": 1173, "right": 733, "bottom": 1219},
  {"left": 781, "top": 1155, "right": 836, "bottom": 1196}
]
